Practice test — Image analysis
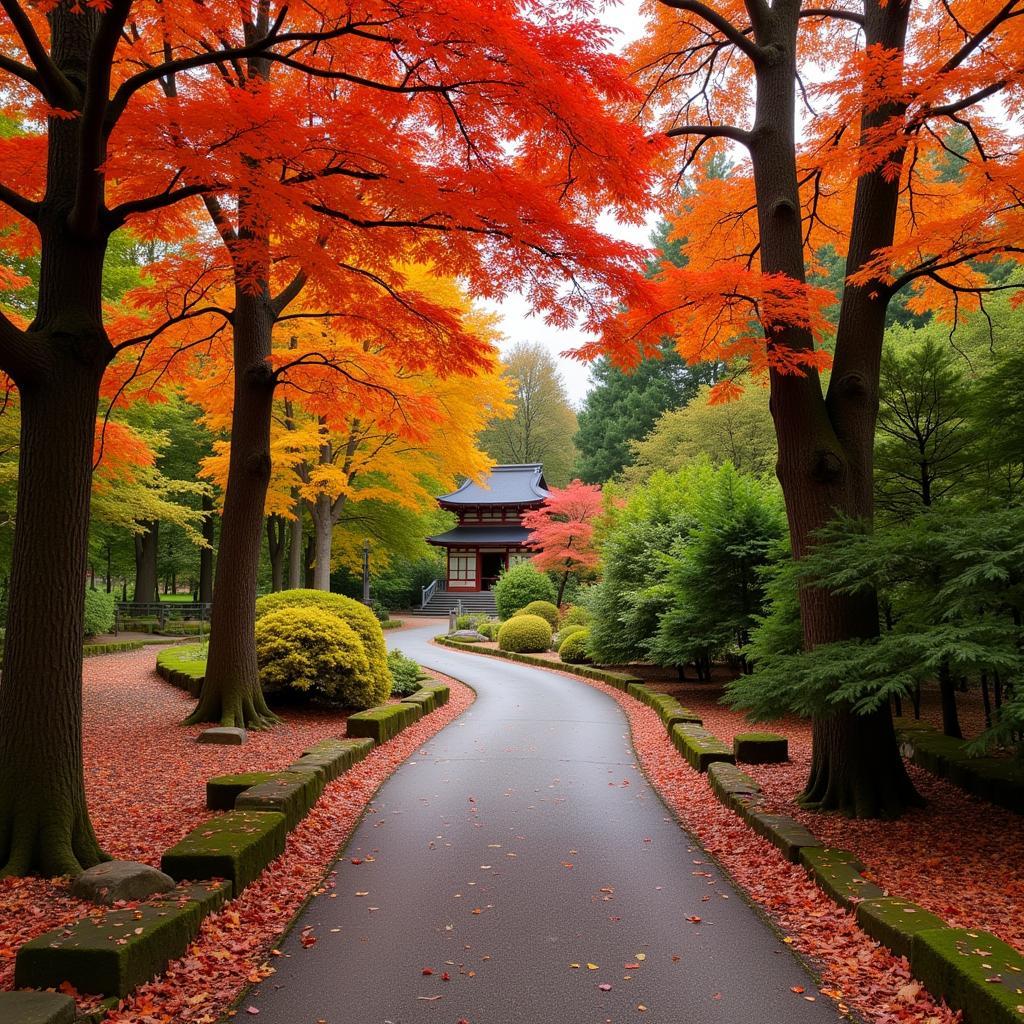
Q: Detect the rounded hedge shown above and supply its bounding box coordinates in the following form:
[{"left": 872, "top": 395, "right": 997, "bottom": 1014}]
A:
[
  {"left": 256, "top": 607, "right": 371, "bottom": 703},
  {"left": 255, "top": 589, "right": 391, "bottom": 704},
  {"left": 84, "top": 588, "right": 115, "bottom": 638},
  {"left": 493, "top": 562, "right": 556, "bottom": 619},
  {"left": 558, "top": 627, "right": 592, "bottom": 664},
  {"left": 552, "top": 623, "right": 586, "bottom": 650},
  {"left": 497, "top": 613, "right": 552, "bottom": 654},
  {"left": 519, "top": 600, "right": 559, "bottom": 627},
  {"left": 559, "top": 604, "right": 590, "bottom": 628}
]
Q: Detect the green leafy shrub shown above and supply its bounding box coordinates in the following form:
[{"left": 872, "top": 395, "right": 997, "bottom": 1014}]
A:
[
  {"left": 83, "top": 589, "right": 115, "bottom": 637},
  {"left": 477, "top": 621, "right": 499, "bottom": 640},
  {"left": 497, "top": 613, "right": 552, "bottom": 653},
  {"left": 387, "top": 649, "right": 423, "bottom": 696},
  {"left": 494, "top": 562, "right": 556, "bottom": 619},
  {"left": 255, "top": 589, "right": 392, "bottom": 704},
  {"left": 552, "top": 623, "right": 586, "bottom": 650},
  {"left": 456, "top": 612, "right": 489, "bottom": 631},
  {"left": 520, "top": 600, "right": 559, "bottom": 627},
  {"left": 559, "top": 604, "right": 590, "bottom": 628},
  {"left": 559, "top": 627, "right": 592, "bottom": 664},
  {"left": 256, "top": 607, "right": 373, "bottom": 704}
]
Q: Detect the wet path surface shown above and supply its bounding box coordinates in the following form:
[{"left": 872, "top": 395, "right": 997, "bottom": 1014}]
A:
[{"left": 247, "top": 623, "right": 838, "bottom": 1023}]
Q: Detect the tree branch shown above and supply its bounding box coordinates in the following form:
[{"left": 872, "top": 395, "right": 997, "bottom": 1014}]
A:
[
  {"left": 657, "top": 0, "right": 766, "bottom": 62},
  {"left": 0, "top": 0, "right": 78, "bottom": 107},
  {"left": 106, "top": 181, "right": 214, "bottom": 228},
  {"left": 0, "top": 180, "right": 39, "bottom": 223},
  {"left": 665, "top": 123, "right": 753, "bottom": 148},
  {"left": 799, "top": 7, "right": 865, "bottom": 27}
]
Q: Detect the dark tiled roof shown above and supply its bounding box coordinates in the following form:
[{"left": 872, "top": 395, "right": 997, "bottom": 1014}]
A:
[
  {"left": 426, "top": 526, "right": 532, "bottom": 547},
  {"left": 437, "top": 464, "right": 548, "bottom": 507}
]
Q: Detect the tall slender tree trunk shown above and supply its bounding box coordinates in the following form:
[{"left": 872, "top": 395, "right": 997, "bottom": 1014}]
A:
[
  {"left": 287, "top": 493, "right": 303, "bottom": 590},
  {"left": 199, "top": 493, "right": 215, "bottom": 605},
  {"left": 748, "top": 0, "right": 918, "bottom": 818},
  {"left": 266, "top": 515, "right": 286, "bottom": 592},
  {"left": 938, "top": 660, "right": 963, "bottom": 739},
  {"left": 186, "top": 289, "right": 278, "bottom": 728},
  {"left": 308, "top": 496, "right": 333, "bottom": 591},
  {"left": 133, "top": 521, "right": 159, "bottom": 604}
]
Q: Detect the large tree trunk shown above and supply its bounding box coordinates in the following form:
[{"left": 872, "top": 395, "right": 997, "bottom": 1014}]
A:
[
  {"left": 750, "top": 0, "right": 919, "bottom": 818},
  {"left": 186, "top": 289, "right": 278, "bottom": 728},
  {"left": 199, "top": 493, "right": 215, "bottom": 605},
  {"left": 287, "top": 493, "right": 303, "bottom": 590},
  {"left": 133, "top": 520, "right": 159, "bottom": 604},
  {"left": 266, "top": 514, "right": 286, "bottom": 592},
  {"left": 308, "top": 496, "right": 333, "bottom": 591}
]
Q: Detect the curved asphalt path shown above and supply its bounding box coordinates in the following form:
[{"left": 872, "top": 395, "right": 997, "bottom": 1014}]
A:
[{"left": 246, "top": 622, "right": 840, "bottom": 1023}]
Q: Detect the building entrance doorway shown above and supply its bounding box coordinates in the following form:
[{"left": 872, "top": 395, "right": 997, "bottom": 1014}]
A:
[{"left": 481, "top": 553, "right": 506, "bottom": 591}]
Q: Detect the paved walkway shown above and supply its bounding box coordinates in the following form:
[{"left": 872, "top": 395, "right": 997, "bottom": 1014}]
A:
[{"left": 246, "top": 623, "right": 837, "bottom": 1023}]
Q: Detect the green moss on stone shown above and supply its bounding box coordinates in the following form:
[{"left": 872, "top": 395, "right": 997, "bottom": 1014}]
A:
[
  {"left": 733, "top": 732, "right": 789, "bottom": 764},
  {"left": 707, "top": 762, "right": 762, "bottom": 812},
  {"left": 234, "top": 772, "right": 321, "bottom": 829},
  {"left": 911, "top": 927, "right": 1024, "bottom": 1024},
  {"left": 747, "top": 812, "right": 822, "bottom": 863},
  {"left": 800, "top": 847, "right": 885, "bottom": 909},
  {"left": 15, "top": 882, "right": 229, "bottom": 997},
  {"left": 401, "top": 688, "right": 437, "bottom": 714},
  {"left": 855, "top": 898, "right": 947, "bottom": 960},
  {"left": 346, "top": 704, "right": 415, "bottom": 745},
  {"left": 0, "top": 991, "right": 76, "bottom": 1024},
  {"left": 206, "top": 772, "right": 278, "bottom": 810},
  {"left": 161, "top": 811, "right": 287, "bottom": 893},
  {"left": 669, "top": 722, "right": 735, "bottom": 772},
  {"left": 424, "top": 683, "right": 450, "bottom": 706}
]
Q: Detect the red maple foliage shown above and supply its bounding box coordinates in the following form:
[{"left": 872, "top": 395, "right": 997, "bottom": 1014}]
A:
[{"left": 522, "top": 480, "right": 603, "bottom": 606}]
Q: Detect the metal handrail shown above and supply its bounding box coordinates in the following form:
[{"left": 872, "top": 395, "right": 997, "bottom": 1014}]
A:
[{"left": 421, "top": 579, "right": 439, "bottom": 609}]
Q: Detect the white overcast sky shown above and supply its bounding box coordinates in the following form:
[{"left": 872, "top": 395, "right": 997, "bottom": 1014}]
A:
[{"left": 483, "top": 0, "right": 653, "bottom": 406}]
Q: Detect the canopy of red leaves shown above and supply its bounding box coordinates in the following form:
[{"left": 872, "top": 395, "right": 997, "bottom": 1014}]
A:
[{"left": 522, "top": 479, "right": 603, "bottom": 576}]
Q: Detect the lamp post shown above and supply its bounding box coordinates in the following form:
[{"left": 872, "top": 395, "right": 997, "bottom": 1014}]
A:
[{"left": 361, "top": 539, "right": 371, "bottom": 607}]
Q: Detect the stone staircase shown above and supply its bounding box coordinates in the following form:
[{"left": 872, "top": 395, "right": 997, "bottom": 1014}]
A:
[{"left": 413, "top": 590, "right": 497, "bottom": 617}]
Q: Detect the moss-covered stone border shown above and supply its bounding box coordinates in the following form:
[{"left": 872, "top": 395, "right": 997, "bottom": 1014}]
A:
[
  {"left": 155, "top": 644, "right": 207, "bottom": 697},
  {"left": 894, "top": 717, "right": 1023, "bottom": 815},
  {"left": 434, "top": 633, "right": 1024, "bottom": 1024},
  {"left": 83, "top": 640, "right": 145, "bottom": 658}
]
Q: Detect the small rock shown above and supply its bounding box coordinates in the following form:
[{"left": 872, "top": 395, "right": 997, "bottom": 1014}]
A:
[
  {"left": 197, "top": 726, "right": 247, "bottom": 745},
  {"left": 71, "top": 860, "right": 175, "bottom": 905},
  {"left": 449, "top": 630, "right": 487, "bottom": 642},
  {"left": 0, "top": 990, "right": 76, "bottom": 1024}
]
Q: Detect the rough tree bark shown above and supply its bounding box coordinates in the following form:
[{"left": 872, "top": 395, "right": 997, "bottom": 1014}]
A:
[
  {"left": 0, "top": 5, "right": 113, "bottom": 873},
  {"left": 308, "top": 496, "right": 334, "bottom": 591},
  {"left": 186, "top": 288, "right": 279, "bottom": 728},
  {"left": 133, "top": 520, "right": 159, "bottom": 604},
  {"left": 287, "top": 493, "right": 303, "bottom": 590},
  {"left": 747, "top": 0, "right": 919, "bottom": 817}
]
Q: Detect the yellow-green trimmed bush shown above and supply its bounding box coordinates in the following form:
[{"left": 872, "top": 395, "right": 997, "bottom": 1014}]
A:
[
  {"left": 256, "top": 589, "right": 391, "bottom": 704},
  {"left": 519, "top": 600, "right": 559, "bottom": 627},
  {"left": 256, "top": 607, "right": 373, "bottom": 705},
  {"left": 559, "top": 627, "right": 592, "bottom": 664},
  {"left": 559, "top": 604, "right": 590, "bottom": 628},
  {"left": 497, "top": 613, "right": 552, "bottom": 653}
]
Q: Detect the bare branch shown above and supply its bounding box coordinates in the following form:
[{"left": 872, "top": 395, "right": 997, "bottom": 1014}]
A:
[
  {"left": 0, "top": 180, "right": 38, "bottom": 223},
  {"left": 0, "top": 0, "right": 78, "bottom": 107},
  {"left": 657, "top": 0, "right": 765, "bottom": 62}
]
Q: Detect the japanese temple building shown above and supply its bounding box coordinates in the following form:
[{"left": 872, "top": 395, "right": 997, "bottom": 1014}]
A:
[{"left": 427, "top": 464, "right": 549, "bottom": 594}]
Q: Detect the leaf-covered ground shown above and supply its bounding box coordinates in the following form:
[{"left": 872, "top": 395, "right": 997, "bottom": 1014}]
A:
[
  {"left": 653, "top": 680, "right": 1024, "bottom": 959},
  {"left": 0, "top": 645, "right": 472, "bottom": 1022}
]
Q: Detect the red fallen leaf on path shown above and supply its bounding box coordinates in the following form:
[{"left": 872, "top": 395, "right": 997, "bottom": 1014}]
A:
[
  {"left": 422, "top": 968, "right": 434, "bottom": 976},
  {"left": 350, "top": 858, "right": 362, "bottom": 865},
  {"left": 686, "top": 916, "right": 702, "bottom": 923},
  {"left": 299, "top": 934, "right": 316, "bottom": 948},
  {"left": 598, "top": 983, "right": 612, "bottom": 992},
  {"left": 790, "top": 986, "right": 805, "bottom": 994},
  {"left": 442, "top": 972, "right": 451, "bottom": 981},
  {"left": 245, "top": 1008, "right": 259, "bottom": 1015},
  {"left": 625, "top": 963, "right": 641, "bottom": 970}
]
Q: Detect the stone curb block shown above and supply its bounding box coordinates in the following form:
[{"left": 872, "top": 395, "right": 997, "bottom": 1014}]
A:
[
  {"left": 206, "top": 772, "right": 279, "bottom": 810},
  {"left": 401, "top": 688, "right": 437, "bottom": 714},
  {"left": 799, "top": 847, "right": 885, "bottom": 909},
  {"left": 746, "top": 812, "right": 822, "bottom": 863},
  {"left": 855, "top": 897, "right": 947, "bottom": 961},
  {"left": 910, "top": 927, "right": 1024, "bottom": 1024},
  {"left": 733, "top": 732, "right": 789, "bottom": 764},
  {"left": 670, "top": 722, "right": 735, "bottom": 773},
  {"left": 346, "top": 703, "right": 417, "bottom": 745},
  {"left": 707, "top": 762, "right": 762, "bottom": 812},
  {"left": 895, "top": 718, "right": 1023, "bottom": 815},
  {"left": 423, "top": 683, "right": 450, "bottom": 706},
  {"left": 154, "top": 645, "right": 206, "bottom": 697},
  {"left": 83, "top": 641, "right": 145, "bottom": 658},
  {"left": 161, "top": 811, "right": 287, "bottom": 894},
  {"left": 294, "top": 737, "right": 374, "bottom": 782},
  {"left": 15, "top": 881, "right": 230, "bottom": 997},
  {"left": 0, "top": 990, "right": 76, "bottom": 1024},
  {"left": 235, "top": 771, "right": 321, "bottom": 830}
]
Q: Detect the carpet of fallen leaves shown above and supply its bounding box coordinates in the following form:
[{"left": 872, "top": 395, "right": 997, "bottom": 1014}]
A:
[
  {"left": 525, "top": 663, "right": 961, "bottom": 1024},
  {"left": 0, "top": 645, "right": 472, "bottom": 1023},
  {"left": 646, "top": 680, "right": 1024, "bottom": 959}
]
